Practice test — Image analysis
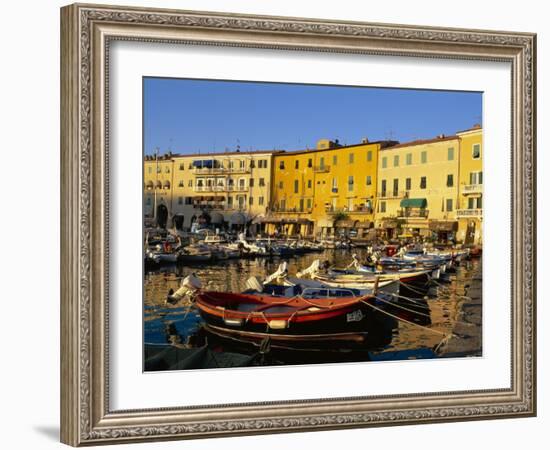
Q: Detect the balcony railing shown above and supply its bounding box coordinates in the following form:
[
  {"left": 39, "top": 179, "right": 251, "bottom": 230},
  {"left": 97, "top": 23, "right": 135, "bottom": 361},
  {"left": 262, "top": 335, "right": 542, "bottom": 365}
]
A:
[
  {"left": 456, "top": 208, "right": 483, "bottom": 218},
  {"left": 377, "top": 190, "right": 409, "bottom": 199},
  {"left": 461, "top": 184, "right": 483, "bottom": 194},
  {"left": 314, "top": 165, "right": 331, "bottom": 173},
  {"left": 192, "top": 167, "right": 251, "bottom": 174},
  {"left": 272, "top": 207, "right": 313, "bottom": 214},
  {"left": 325, "top": 207, "right": 373, "bottom": 214},
  {"left": 397, "top": 209, "right": 429, "bottom": 218},
  {"left": 194, "top": 185, "right": 248, "bottom": 192}
]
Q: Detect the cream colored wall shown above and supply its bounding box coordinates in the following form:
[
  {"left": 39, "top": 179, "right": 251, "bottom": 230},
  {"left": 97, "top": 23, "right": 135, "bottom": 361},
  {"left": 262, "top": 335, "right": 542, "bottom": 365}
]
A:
[{"left": 375, "top": 138, "right": 460, "bottom": 225}]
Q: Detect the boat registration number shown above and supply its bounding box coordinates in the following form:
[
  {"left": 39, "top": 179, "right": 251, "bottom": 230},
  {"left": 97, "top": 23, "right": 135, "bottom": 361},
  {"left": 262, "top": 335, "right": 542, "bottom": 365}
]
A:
[{"left": 346, "top": 310, "right": 364, "bottom": 322}]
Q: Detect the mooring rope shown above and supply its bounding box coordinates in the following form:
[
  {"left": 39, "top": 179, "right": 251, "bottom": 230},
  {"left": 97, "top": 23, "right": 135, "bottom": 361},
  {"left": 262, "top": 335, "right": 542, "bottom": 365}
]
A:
[
  {"left": 360, "top": 298, "right": 453, "bottom": 338},
  {"left": 373, "top": 295, "right": 432, "bottom": 319}
]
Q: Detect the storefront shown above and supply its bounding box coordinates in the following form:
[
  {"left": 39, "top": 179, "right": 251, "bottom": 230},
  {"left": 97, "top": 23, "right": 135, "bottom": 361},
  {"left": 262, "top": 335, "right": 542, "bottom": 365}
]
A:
[{"left": 429, "top": 220, "right": 459, "bottom": 243}]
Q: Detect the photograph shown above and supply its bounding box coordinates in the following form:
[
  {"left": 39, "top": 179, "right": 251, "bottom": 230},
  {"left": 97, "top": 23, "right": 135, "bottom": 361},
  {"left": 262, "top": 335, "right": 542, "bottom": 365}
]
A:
[{"left": 142, "top": 78, "right": 484, "bottom": 371}]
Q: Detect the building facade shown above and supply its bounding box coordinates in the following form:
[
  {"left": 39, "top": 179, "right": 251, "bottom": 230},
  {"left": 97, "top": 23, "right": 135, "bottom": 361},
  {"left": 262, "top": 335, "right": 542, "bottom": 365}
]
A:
[
  {"left": 144, "top": 151, "right": 278, "bottom": 230},
  {"left": 374, "top": 135, "right": 461, "bottom": 240},
  {"left": 267, "top": 139, "right": 396, "bottom": 237},
  {"left": 456, "top": 126, "right": 483, "bottom": 245}
]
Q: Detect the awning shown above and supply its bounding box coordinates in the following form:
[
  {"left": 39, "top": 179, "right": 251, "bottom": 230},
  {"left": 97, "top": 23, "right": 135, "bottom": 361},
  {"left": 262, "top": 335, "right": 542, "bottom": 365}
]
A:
[
  {"left": 210, "top": 212, "right": 224, "bottom": 224},
  {"left": 400, "top": 198, "right": 427, "bottom": 208},
  {"left": 429, "top": 220, "right": 458, "bottom": 231},
  {"left": 355, "top": 221, "right": 373, "bottom": 229},
  {"left": 334, "top": 219, "right": 356, "bottom": 228},
  {"left": 229, "top": 212, "right": 247, "bottom": 225}
]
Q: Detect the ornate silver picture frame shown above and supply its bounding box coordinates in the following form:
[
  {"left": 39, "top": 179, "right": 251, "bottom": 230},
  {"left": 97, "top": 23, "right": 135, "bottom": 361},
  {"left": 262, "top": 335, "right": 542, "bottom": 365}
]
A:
[{"left": 60, "top": 3, "right": 536, "bottom": 446}]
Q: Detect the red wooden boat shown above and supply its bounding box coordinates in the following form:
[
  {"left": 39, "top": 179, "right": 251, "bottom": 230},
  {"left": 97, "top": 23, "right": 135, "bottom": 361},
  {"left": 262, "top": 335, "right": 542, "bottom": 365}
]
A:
[{"left": 195, "top": 291, "right": 379, "bottom": 345}]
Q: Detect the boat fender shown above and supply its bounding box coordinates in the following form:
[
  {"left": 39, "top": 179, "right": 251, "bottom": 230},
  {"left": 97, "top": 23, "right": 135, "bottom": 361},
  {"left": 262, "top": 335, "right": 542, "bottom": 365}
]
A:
[{"left": 268, "top": 320, "right": 287, "bottom": 330}]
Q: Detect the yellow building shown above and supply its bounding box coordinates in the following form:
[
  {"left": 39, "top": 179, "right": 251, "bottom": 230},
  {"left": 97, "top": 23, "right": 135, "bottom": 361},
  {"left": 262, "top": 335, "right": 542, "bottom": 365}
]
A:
[
  {"left": 268, "top": 138, "right": 396, "bottom": 237},
  {"left": 456, "top": 126, "right": 483, "bottom": 245},
  {"left": 374, "top": 135, "right": 461, "bottom": 240},
  {"left": 144, "top": 150, "right": 279, "bottom": 231},
  {"left": 144, "top": 154, "right": 175, "bottom": 228}
]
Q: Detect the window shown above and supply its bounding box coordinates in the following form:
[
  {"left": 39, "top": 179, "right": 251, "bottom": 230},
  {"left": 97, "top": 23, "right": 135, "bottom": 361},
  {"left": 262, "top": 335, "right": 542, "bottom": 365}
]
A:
[
  {"left": 227, "top": 196, "right": 233, "bottom": 206},
  {"left": 349, "top": 153, "right": 354, "bottom": 164},
  {"left": 307, "top": 198, "right": 312, "bottom": 209},
  {"left": 348, "top": 175, "right": 354, "bottom": 192},
  {"left": 393, "top": 155, "right": 399, "bottom": 167},
  {"left": 259, "top": 196, "right": 264, "bottom": 206},
  {"left": 421, "top": 151, "right": 427, "bottom": 164},
  {"left": 308, "top": 158, "right": 313, "bottom": 168},
  {"left": 188, "top": 180, "right": 193, "bottom": 187},
  {"left": 381, "top": 179, "right": 387, "bottom": 196},
  {"left": 366, "top": 175, "right": 372, "bottom": 186},
  {"left": 333, "top": 155, "right": 338, "bottom": 165},
  {"left": 178, "top": 163, "right": 184, "bottom": 170},
  {"left": 165, "top": 166, "right": 170, "bottom": 173},
  {"left": 331, "top": 177, "right": 338, "bottom": 193},
  {"left": 319, "top": 157, "right": 325, "bottom": 169},
  {"left": 299, "top": 199, "right": 304, "bottom": 212},
  {"left": 185, "top": 197, "right": 192, "bottom": 205},
  {"left": 250, "top": 160, "right": 255, "bottom": 168},
  {"left": 249, "top": 197, "right": 254, "bottom": 205},
  {"left": 280, "top": 199, "right": 286, "bottom": 210},
  {"left": 295, "top": 160, "right": 299, "bottom": 169},
  {"left": 380, "top": 201, "right": 387, "bottom": 213},
  {"left": 178, "top": 197, "right": 183, "bottom": 205},
  {"left": 307, "top": 179, "right": 312, "bottom": 188},
  {"left": 446, "top": 199, "right": 453, "bottom": 211},
  {"left": 470, "top": 171, "right": 483, "bottom": 185},
  {"left": 448, "top": 147, "right": 454, "bottom": 160},
  {"left": 381, "top": 157, "right": 387, "bottom": 168},
  {"left": 279, "top": 161, "right": 285, "bottom": 170},
  {"left": 258, "top": 159, "right": 267, "bottom": 168},
  {"left": 472, "top": 143, "right": 481, "bottom": 159},
  {"left": 278, "top": 181, "right": 283, "bottom": 189},
  {"left": 367, "top": 151, "right": 372, "bottom": 162},
  {"left": 347, "top": 198, "right": 354, "bottom": 212},
  {"left": 406, "top": 153, "right": 412, "bottom": 165},
  {"left": 420, "top": 176, "right": 427, "bottom": 189},
  {"left": 393, "top": 178, "right": 399, "bottom": 196},
  {"left": 294, "top": 180, "right": 299, "bottom": 193},
  {"left": 249, "top": 178, "right": 255, "bottom": 187},
  {"left": 447, "top": 174, "right": 454, "bottom": 187},
  {"left": 259, "top": 178, "right": 265, "bottom": 187},
  {"left": 178, "top": 180, "right": 184, "bottom": 187},
  {"left": 405, "top": 178, "right": 411, "bottom": 190}
]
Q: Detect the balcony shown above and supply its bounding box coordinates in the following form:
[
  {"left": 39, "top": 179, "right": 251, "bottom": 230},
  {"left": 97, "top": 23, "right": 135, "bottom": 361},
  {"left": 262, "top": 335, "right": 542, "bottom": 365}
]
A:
[
  {"left": 377, "top": 190, "right": 409, "bottom": 200},
  {"left": 314, "top": 165, "right": 331, "bottom": 173},
  {"left": 456, "top": 208, "right": 483, "bottom": 218},
  {"left": 192, "top": 166, "right": 251, "bottom": 175},
  {"left": 326, "top": 207, "right": 373, "bottom": 215},
  {"left": 193, "top": 185, "right": 248, "bottom": 193},
  {"left": 397, "top": 209, "right": 429, "bottom": 218},
  {"left": 461, "top": 184, "right": 483, "bottom": 195},
  {"left": 272, "top": 207, "right": 313, "bottom": 214}
]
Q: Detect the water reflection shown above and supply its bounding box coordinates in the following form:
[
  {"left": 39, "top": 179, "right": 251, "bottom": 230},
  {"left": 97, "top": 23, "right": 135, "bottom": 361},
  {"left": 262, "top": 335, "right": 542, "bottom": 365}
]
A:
[{"left": 144, "top": 249, "right": 482, "bottom": 370}]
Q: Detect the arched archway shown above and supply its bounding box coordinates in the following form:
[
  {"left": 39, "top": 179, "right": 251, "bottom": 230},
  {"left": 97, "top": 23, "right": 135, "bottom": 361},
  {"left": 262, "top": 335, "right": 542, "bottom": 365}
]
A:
[{"left": 156, "top": 204, "right": 168, "bottom": 228}]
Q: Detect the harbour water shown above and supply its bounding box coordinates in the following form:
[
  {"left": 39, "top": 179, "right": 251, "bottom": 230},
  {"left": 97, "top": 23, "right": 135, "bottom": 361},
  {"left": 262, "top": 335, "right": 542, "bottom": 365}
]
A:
[{"left": 144, "top": 249, "right": 482, "bottom": 370}]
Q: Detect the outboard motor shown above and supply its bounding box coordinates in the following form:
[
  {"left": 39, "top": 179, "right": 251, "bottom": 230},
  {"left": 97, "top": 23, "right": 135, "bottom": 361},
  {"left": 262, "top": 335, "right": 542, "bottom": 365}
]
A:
[
  {"left": 245, "top": 276, "right": 264, "bottom": 293},
  {"left": 166, "top": 274, "right": 202, "bottom": 303},
  {"left": 296, "top": 259, "right": 321, "bottom": 278}
]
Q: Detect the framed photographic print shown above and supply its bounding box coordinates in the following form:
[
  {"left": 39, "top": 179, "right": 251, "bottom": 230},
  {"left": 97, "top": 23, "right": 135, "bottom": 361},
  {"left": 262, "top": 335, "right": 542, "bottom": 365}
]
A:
[{"left": 60, "top": 3, "right": 536, "bottom": 446}]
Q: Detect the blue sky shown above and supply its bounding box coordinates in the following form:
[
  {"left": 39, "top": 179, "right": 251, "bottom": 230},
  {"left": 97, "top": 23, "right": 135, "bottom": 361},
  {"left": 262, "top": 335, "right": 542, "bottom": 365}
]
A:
[{"left": 143, "top": 77, "right": 482, "bottom": 155}]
